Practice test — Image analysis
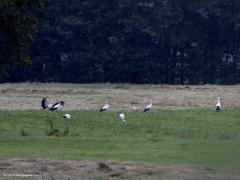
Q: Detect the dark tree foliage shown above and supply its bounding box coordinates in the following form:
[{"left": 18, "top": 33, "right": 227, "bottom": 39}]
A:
[
  {"left": 0, "top": 0, "right": 42, "bottom": 73},
  {"left": 2, "top": 0, "right": 240, "bottom": 84}
]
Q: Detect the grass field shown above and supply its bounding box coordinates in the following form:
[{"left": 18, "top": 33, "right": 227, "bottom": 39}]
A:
[
  {"left": 0, "top": 109, "right": 240, "bottom": 174},
  {"left": 0, "top": 83, "right": 240, "bottom": 179}
]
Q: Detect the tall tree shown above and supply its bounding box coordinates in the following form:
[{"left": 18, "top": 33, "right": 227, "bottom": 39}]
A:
[{"left": 0, "top": 0, "right": 42, "bottom": 73}]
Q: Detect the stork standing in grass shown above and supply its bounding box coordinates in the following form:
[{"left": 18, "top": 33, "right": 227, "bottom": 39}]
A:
[
  {"left": 144, "top": 100, "right": 152, "bottom": 112},
  {"left": 99, "top": 101, "right": 110, "bottom": 112},
  {"left": 216, "top": 97, "right": 221, "bottom": 112},
  {"left": 118, "top": 112, "right": 126, "bottom": 122},
  {"left": 63, "top": 113, "right": 71, "bottom": 119}
]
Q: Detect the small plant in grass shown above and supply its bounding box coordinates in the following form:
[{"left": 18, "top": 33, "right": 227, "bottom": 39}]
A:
[
  {"left": 45, "top": 118, "right": 71, "bottom": 137},
  {"left": 11, "top": 120, "right": 17, "bottom": 132},
  {"left": 45, "top": 119, "right": 60, "bottom": 137},
  {"left": 63, "top": 126, "right": 69, "bottom": 137},
  {"left": 20, "top": 128, "right": 28, "bottom": 136}
]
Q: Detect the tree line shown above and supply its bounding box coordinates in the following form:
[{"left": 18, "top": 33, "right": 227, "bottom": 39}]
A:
[
  {"left": 1, "top": 0, "right": 240, "bottom": 84},
  {"left": 0, "top": 0, "right": 42, "bottom": 73}
]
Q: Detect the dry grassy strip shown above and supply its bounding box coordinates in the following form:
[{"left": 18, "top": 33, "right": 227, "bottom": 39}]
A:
[
  {"left": 0, "top": 159, "right": 236, "bottom": 179},
  {"left": 0, "top": 83, "right": 240, "bottom": 111}
]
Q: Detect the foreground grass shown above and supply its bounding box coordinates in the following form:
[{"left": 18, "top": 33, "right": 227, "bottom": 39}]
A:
[{"left": 0, "top": 109, "right": 240, "bottom": 172}]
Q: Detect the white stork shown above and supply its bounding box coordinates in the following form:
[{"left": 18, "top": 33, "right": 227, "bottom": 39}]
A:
[
  {"left": 119, "top": 112, "right": 126, "bottom": 122},
  {"left": 63, "top": 113, "right": 71, "bottom": 119},
  {"left": 216, "top": 97, "right": 221, "bottom": 112},
  {"left": 144, "top": 100, "right": 152, "bottom": 112},
  {"left": 99, "top": 101, "right": 110, "bottom": 112},
  {"left": 50, "top": 101, "right": 65, "bottom": 111},
  {"left": 41, "top": 98, "right": 53, "bottom": 110},
  {"left": 132, "top": 105, "right": 138, "bottom": 112}
]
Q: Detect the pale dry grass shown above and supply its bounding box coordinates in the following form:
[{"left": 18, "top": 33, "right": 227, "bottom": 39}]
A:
[
  {"left": 0, "top": 158, "right": 237, "bottom": 179},
  {"left": 0, "top": 83, "right": 240, "bottom": 111}
]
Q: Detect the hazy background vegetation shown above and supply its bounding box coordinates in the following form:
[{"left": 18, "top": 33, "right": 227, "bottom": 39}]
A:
[{"left": 1, "top": 0, "right": 240, "bottom": 84}]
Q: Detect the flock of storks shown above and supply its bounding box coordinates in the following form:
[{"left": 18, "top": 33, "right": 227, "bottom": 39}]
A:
[{"left": 41, "top": 97, "right": 221, "bottom": 122}]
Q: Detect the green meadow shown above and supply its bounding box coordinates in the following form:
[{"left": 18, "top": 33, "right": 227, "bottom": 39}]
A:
[{"left": 0, "top": 109, "right": 240, "bottom": 172}]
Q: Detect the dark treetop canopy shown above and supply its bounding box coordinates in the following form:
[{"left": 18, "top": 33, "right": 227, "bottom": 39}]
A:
[
  {"left": 1, "top": 0, "right": 240, "bottom": 84},
  {"left": 0, "top": 0, "right": 42, "bottom": 73}
]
